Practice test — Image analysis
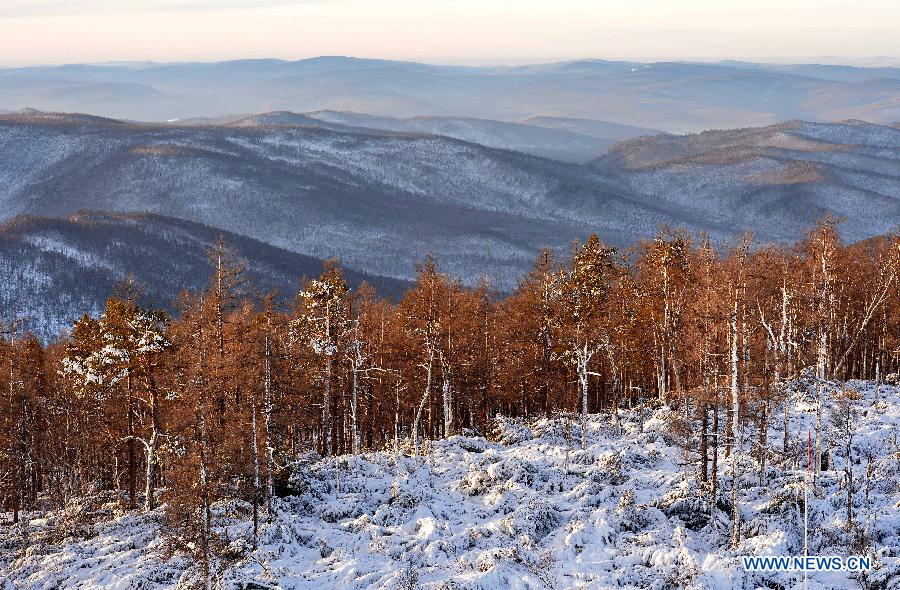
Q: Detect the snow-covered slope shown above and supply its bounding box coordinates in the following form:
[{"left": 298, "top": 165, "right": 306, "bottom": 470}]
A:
[
  {"left": 1, "top": 113, "right": 897, "bottom": 293},
  {"left": 520, "top": 115, "right": 662, "bottom": 138},
  {"left": 304, "top": 111, "right": 651, "bottom": 163},
  {"left": 0, "top": 212, "right": 407, "bottom": 340},
  {"left": 591, "top": 120, "right": 900, "bottom": 245},
  {"left": 0, "top": 111, "right": 644, "bottom": 290},
  {"left": 4, "top": 378, "right": 898, "bottom": 589}
]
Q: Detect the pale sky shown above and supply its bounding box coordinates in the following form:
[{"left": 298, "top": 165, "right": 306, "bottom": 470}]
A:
[{"left": 0, "top": 0, "right": 897, "bottom": 67}]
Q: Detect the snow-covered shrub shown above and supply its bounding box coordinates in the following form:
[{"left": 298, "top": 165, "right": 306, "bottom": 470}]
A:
[
  {"left": 284, "top": 453, "right": 327, "bottom": 501},
  {"left": 459, "top": 468, "right": 491, "bottom": 496},
  {"left": 568, "top": 448, "right": 595, "bottom": 466},
  {"left": 656, "top": 486, "right": 710, "bottom": 531},
  {"left": 615, "top": 488, "right": 662, "bottom": 533},
  {"left": 396, "top": 565, "right": 420, "bottom": 590},
  {"left": 594, "top": 450, "right": 627, "bottom": 484},
  {"left": 319, "top": 498, "right": 364, "bottom": 523},
  {"left": 868, "top": 452, "right": 900, "bottom": 495},
  {"left": 488, "top": 456, "right": 538, "bottom": 488},
  {"left": 529, "top": 415, "right": 572, "bottom": 442},
  {"left": 570, "top": 478, "right": 608, "bottom": 506},
  {"left": 758, "top": 480, "right": 804, "bottom": 516},
  {"left": 449, "top": 434, "right": 488, "bottom": 453},
  {"left": 490, "top": 416, "right": 533, "bottom": 445},
  {"left": 499, "top": 498, "right": 560, "bottom": 542},
  {"left": 644, "top": 406, "right": 677, "bottom": 431},
  {"left": 372, "top": 480, "right": 431, "bottom": 527},
  {"left": 867, "top": 550, "right": 900, "bottom": 590}
]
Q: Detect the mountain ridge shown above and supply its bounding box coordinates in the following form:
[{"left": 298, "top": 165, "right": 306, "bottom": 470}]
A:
[
  {"left": 2, "top": 56, "right": 897, "bottom": 131},
  {"left": 0, "top": 210, "right": 409, "bottom": 340},
  {"left": 0, "top": 112, "right": 896, "bottom": 340}
]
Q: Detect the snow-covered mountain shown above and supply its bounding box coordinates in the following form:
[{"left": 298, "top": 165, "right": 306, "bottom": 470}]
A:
[
  {"left": 1, "top": 57, "right": 898, "bottom": 131},
  {"left": 1, "top": 112, "right": 896, "bottom": 297},
  {"left": 301, "top": 111, "right": 658, "bottom": 163},
  {"left": 3, "top": 378, "right": 898, "bottom": 589},
  {"left": 0, "top": 110, "right": 634, "bottom": 290},
  {"left": 591, "top": 120, "right": 900, "bottom": 245},
  {"left": 0, "top": 212, "right": 406, "bottom": 340},
  {"left": 179, "top": 110, "right": 631, "bottom": 163},
  {"left": 520, "top": 115, "right": 662, "bottom": 144}
]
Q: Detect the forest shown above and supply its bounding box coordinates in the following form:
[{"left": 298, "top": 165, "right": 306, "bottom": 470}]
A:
[{"left": 1, "top": 217, "right": 898, "bottom": 573}]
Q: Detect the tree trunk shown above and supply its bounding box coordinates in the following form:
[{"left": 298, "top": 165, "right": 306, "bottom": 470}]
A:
[
  {"left": 710, "top": 372, "right": 719, "bottom": 516},
  {"left": 263, "top": 321, "right": 274, "bottom": 513},
  {"left": 196, "top": 325, "right": 212, "bottom": 579},
  {"left": 579, "top": 343, "right": 589, "bottom": 450},
  {"left": 251, "top": 399, "right": 260, "bottom": 549},
  {"left": 413, "top": 352, "right": 433, "bottom": 458},
  {"left": 126, "top": 372, "right": 136, "bottom": 509},
  {"left": 730, "top": 302, "right": 741, "bottom": 548},
  {"left": 350, "top": 350, "right": 360, "bottom": 455},
  {"left": 145, "top": 373, "right": 160, "bottom": 512},
  {"left": 701, "top": 355, "right": 709, "bottom": 484},
  {"left": 814, "top": 384, "right": 822, "bottom": 487},
  {"left": 441, "top": 353, "right": 453, "bottom": 438}
]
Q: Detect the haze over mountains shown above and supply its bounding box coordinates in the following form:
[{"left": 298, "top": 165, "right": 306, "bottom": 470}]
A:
[{"left": 1, "top": 56, "right": 898, "bottom": 131}]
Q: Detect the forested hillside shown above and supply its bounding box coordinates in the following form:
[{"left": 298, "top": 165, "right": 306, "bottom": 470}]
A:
[
  {"left": 1, "top": 113, "right": 897, "bottom": 295},
  {"left": 0, "top": 212, "right": 407, "bottom": 339},
  {"left": 0, "top": 218, "right": 897, "bottom": 586}
]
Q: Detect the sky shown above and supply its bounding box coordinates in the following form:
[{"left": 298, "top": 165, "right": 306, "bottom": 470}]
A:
[{"left": 0, "top": 0, "right": 897, "bottom": 67}]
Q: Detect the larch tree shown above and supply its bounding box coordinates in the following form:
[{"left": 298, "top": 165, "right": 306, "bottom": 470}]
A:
[
  {"left": 554, "top": 234, "right": 619, "bottom": 450},
  {"left": 636, "top": 230, "right": 691, "bottom": 405},
  {"left": 400, "top": 256, "right": 446, "bottom": 457},
  {"left": 295, "top": 260, "right": 349, "bottom": 457}
]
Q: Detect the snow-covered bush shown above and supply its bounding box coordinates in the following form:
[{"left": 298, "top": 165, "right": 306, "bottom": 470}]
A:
[
  {"left": 490, "top": 416, "right": 533, "bottom": 445},
  {"left": 498, "top": 498, "right": 560, "bottom": 542},
  {"left": 656, "top": 485, "right": 711, "bottom": 531}
]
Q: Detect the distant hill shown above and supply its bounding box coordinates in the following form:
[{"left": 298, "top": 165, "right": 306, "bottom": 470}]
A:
[
  {"left": 590, "top": 120, "right": 900, "bottom": 243},
  {"left": 519, "top": 116, "right": 661, "bottom": 144},
  {"left": 175, "top": 110, "right": 385, "bottom": 136},
  {"left": 0, "top": 110, "right": 653, "bottom": 290},
  {"left": 175, "top": 110, "right": 658, "bottom": 163},
  {"left": 0, "top": 112, "right": 896, "bottom": 297},
  {"left": 302, "top": 111, "right": 653, "bottom": 163},
  {"left": 0, "top": 212, "right": 407, "bottom": 340},
  {"left": 0, "top": 57, "right": 898, "bottom": 131}
]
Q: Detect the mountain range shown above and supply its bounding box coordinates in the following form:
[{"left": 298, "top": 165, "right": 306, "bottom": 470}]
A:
[
  {"left": 0, "top": 111, "right": 896, "bottom": 294},
  {"left": 590, "top": 120, "right": 900, "bottom": 244},
  {"left": 175, "top": 109, "right": 659, "bottom": 163},
  {"left": 1, "top": 57, "right": 898, "bottom": 131},
  {"left": 0, "top": 55, "right": 898, "bottom": 339}
]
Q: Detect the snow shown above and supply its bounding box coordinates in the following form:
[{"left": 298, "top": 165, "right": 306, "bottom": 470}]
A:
[
  {"left": 23, "top": 234, "right": 113, "bottom": 270},
  {"left": 3, "top": 378, "right": 899, "bottom": 589}
]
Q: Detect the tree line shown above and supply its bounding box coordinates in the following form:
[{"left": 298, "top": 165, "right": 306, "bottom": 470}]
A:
[{"left": 1, "top": 217, "right": 898, "bottom": 562}]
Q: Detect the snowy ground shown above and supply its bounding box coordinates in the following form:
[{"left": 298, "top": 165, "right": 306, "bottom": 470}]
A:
[{"left": 3, "top": 378, "right": 900, "bottom": 589}]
